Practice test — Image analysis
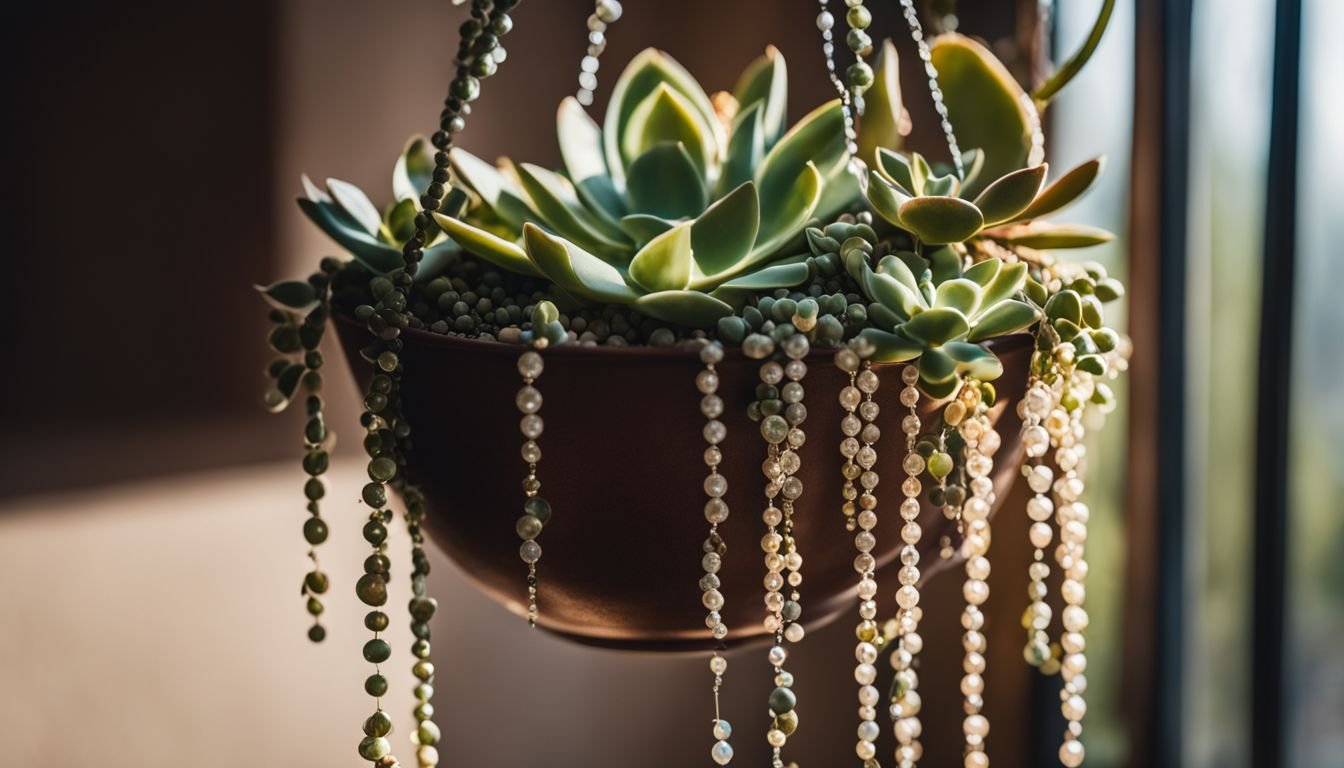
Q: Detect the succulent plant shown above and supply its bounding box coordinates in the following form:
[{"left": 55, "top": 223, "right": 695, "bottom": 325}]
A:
[
  {"left": 434, "top": 45, "right": 903, "bottom": 327},
  {"left": 825, "top": 235, "right": 1040, "bottom": 396},
  {"left": 863, "top": 34, "right": 1113, "bottom": 250},
  {"left": 298, "top": 137, "right": 469, "bottom": 281}
]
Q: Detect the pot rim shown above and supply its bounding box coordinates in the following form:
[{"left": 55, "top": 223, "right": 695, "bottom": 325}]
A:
[{"left": 333, "top": 310, "right": 1036, "bottom": 364}]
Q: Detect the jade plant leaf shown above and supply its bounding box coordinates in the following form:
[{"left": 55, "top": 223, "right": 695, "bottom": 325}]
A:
[
  {"left": 751, "top": 161, "right": 822, "bottom": 262},
  {"left": 1013, "top": 157, "right": 1104, "bottom": 222},
  {"left": 930, "top": 34, "right": 1033, "bottom": 199},
  {"left": 902, "top": 307, "right": 971, "bottom": 345},
  {"left": 864, "top": 271, "right": 923, "bottom": 321},
  {"left": 897, "top": 196, "right": 984, "bottom": 245},
  {"left": 721, "top": 103, "right": 767, "bottom": 194},
  {"left": 858, "top": 328, "right": 923, "bottom": 362},
  {"left": 450, "top": 149, "right": 534, "bottom": 231},
  {"left": 973, "top": 164, "right": 1047, "bottom": 226},
  {"left": 522, "top": 224, "right": 639, "bottom": 304},
  {"left": 942, "top": 341, "right": 1005, "bottom": 380},
  {"left": 875, "top": 148, "right": 915, "bottom": 193},
  {"left": 628, "top": 223, "right": 693, "bottom": 292},
  {"left": 756, "top": 100, "right": 844, "bottom": 219},
  {"left": 967, "top": 300, "right": 1039, "bottom": 341},
  {"left": 689, "top": 181, "right": 760, "bottom": 279},
  {"left": 710, "top": 261, "right": 810, "bottom": 308},
  {"left": 297, "top": 198, "right": 403, "bottom": 273},
  {"left": 558, "top": 97, "right": 626, "bottom": 223},
  {"left": 980, "top": 261, "right": 1028, "bottom": 307},
  {"left": 625, "top": 142, "right": 709, "bottom": 220},
  {"left": 933, "top": 278, "right": 983, "bottom": 316}
]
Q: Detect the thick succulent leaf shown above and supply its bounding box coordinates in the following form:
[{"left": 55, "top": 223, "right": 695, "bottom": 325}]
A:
[
  {"left": 750, "top": 161, "right": 822, "bottom": 262},
  {"left": 325, "top": 178, "right": 383, "bottom": 237},
  {"left": 628, "top": 222, "right": 693, "bottom": 292},
  {"left": 604, "top": 49, "right": 721, "bottom": 182},
  {"left": 433, "top": 214, "right": 541, "bottom": 277},
  {"left": 918, "top": 347, "right": 958, "bottom": 384},
  {"left": 866, "top": 271, "right": 923, "bottom": 320},
  {"left": 1045, "top": 290, "right": 1084, "bottom": 325},
  {"left": 1012, "top": 157, "right": 1104, "bottom": 222},
  {"left": 942, "top": 341, "right": 1005, "bottom": 380},
  {"left": 392, "top": 136, "right": 434, "bottom": 204},
  {"left": 721, "top": 103, "right": 767, "bottom": 194},
  {"left": 757, "top": 100, "right": 845, "bottom": 219},
  {"left": 732, "top": 46, "right": 788, "bottom": 145},
  {"left": 623, "top": 84, "right": 713, "bottom": 176},
  {"left": 689, "top": 181, "right": 760, "bottom": 280},
  {"left": 973, "top": 164, "right": 1048, "bottom": 226},
  {"left": 618, "top": 214, "right": 677, "bottom": 246},
  {"left": 384, "top": 198, "right": 419, "bottom": 243},
  {"left": 875, "top": 148, "right": 915, "bottom": 193},
  {"left": 897, "top": 196, "right": 984, "bottom": 245},
  {"left": 874, "top": 254, "right": 922, "bottom": 295},
  {"left": 711, "top": 261, "right": 811, "bottom": 307},
  {"left": 297, "top": 198, "right": 403, "bottom": 273},
  {"left": 857, "top": 39, "right": 906, "bottom": 164},
  {"left": 255, "top": 280, "right": 317, "bottom": 311},
  {"left": 985, "top": 222, "right": 1115, "bottom": 249},
  {"left": 450, "top": 149, "right": 534, "bottom": 230},
  {"left": 958, "top": 149, "right": 986, "bottom": 195},
  {"left": 625, "top": 143, "right": 709, "bottom": 220},
  {"left": 909, "top": 153, "right": 934, "bottom": 196},
  {"left": 930, "top": 34, "right": 1033, "bottom": 199},
  {"left": 967, "top": 299, "right": 1039, "bottom": 341},
  {"left": 928, "top": 247, "right": 963, "bottom": 285},
  {"left": 301, "top": 174, "right": 331, "bottom": 203},
  {"left": 902, "top": 307, "right": 971, "bottom": 345},
  {"left": 922, "top": 172, "right": 960, "bottom": 198},
  {"left": 859, "top": 328, "right": 923, "bottom": 362},
  {"left": 522, "top": 224, "right": 638, "bottom": 304},
  {"left": 934, "top": 278, "right": 983, "bottom": 316},
  {"left": 963, "top": 258, "right": 1001, "bottom": 287},
  {"left": 633, "top": 290, "right": 734, "bottom": 328},
  {"left": 868, "top": 302, "right": 904, "bottom": 331},
  {"left": 516, "top": 162, "right": 632, "bottom": 259},
  {"left": 980, "top": 261, "right": 1029, "bottom": 307},
  {"left": 866, "top": 170, "right": 913, "bottom": 227},
  {"left": 557, "top": 97, "right": 627, "bottom": 224}
]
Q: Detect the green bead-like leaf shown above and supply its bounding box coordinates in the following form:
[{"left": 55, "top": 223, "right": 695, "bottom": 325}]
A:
[
  {"left": 392, "top": 136, "right": 434, "bottom": 204},
  {"left": 689, "top": 181, "right": 760, "bottom": 280},
  {"left": 1081, "top": 294, "right": 1105, "bottom": 329},
  {"left": 930, "top": 34, "right": 1033, "bottom": 199},
  {"left": 1045, "top": 290, "right": 1084, "bottom": 325},
  {"left": 1013, "top": 157, "right": 1104, "bottom": 222},
  {"left": 857, "top": 39, "right": 905, "bottom": 165},
  {"left": 625, "top": 143, "right": 709, "bottom": 220},
  {"left": 897, "top": 196, "right": 984, "bottom": 245},
  {"left": 633, "top": 290, "right": 734, "bottom": 327},
  {"left": 902, "top": 307, "right": 971, "bottom": 345},
  {"left": 1094, "top": 277, "right": 1125, "bottom": 302},
  {"left": 255, "top": 280, "right": 317, "bottom": 311},
  {"left": 522, "top": 223, "right": 639, "bottom": 304},
  {"left": 973, "top": 164, "right": 1048, "bottom": 226},
  {"left": 628, "top": 223, "right": 693, "bottom": 292},
  {"left": 934, "top": 278, "right": 983, "bottom": 316},
  {"left": 433, "top": 214, "right": 541, "bottom": 277},
  {"left": 858, "top": 328, "right": 923, "bottom": 362},
  {"left": 967, "top": 300, "right": 1039, "bottom": 341},
  {"left": 1076, "top": 354, "right": 1108, "bottom": 375},
  {"left": 532, "top": 299, "right": 560, "bottom": 325}
]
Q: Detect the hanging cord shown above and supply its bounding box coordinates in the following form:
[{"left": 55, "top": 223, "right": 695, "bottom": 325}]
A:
[{"left": 896, "top": 0, "right": 964, "bottom": 177}]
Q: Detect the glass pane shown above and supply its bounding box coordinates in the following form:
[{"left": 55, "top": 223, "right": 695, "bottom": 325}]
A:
[
  {"left": 1049, "top": 1, "right": 1134, "bottom": 763},
  {"left": 1286, "top": 0, "right": 1344, "bottom": 764}
]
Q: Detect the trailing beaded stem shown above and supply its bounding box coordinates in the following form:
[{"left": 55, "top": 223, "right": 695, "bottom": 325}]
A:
[
  {"left": 1018, "top": 380, "right": 1057, "bottom": 672},
  {"left": 757, "top": 332, "right": 810, "bottom": 768},
  {"left": 697, "top": 342, "right": 735, "bottom": 766},
  {"left": 515, "top": 349, "right": 549, "bottom": 628},
  {"left": 574, "top": 0, "right": 622, "bottom": 106},
  {"left": 1049, "top": 377, "right": 1090, "bottom": 767},
  {"left": 897, "top": 0, "right": 964, "bottom": 177},
  {"left": 837, "top": 348, "right": 885, "bottom": 765},
  {"left": 956, "top": 381, "right": 999, "bottom": 768},
  {"left": 814, "top": 0, "right": 875, "bottom": 175},
  {"left": 890, "top": 363, "right": 926, "bottom": 768}
]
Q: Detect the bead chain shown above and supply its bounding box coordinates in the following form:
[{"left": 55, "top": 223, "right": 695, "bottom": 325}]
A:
[
  {"left": 400, "top": 482, "right": 441, "bottom": 766},
  {"left": 1019, "top": 380, "right": 1057, "bottom": 671},
  {"left": 897, "top": 0, "right": 964, "bottom": 177},
  {"left": 835, "top": 349, "right": 879, "bottom": 764},
  {"left": 956, "top": 386, "right": 998, "bottom": 768},
  {"left": 890, "top": 364, "right": 926, "bottom": 768},
  {"left": 351, "top": 3, "right": 521, "bottom": 765},
  {"left": 575, "top": 0, "right": 623, "bottom": 106},
  {"left": 697, "top": 342, "right": 735, "bottom": 766},
  {"left": 1049, "top": 375, "right": 1089, "bottom": 767},
  {"left": 760, "top": 336, "right": 810, "bottom": 768},
  {"left": 297, "top": 266, "right": 335, "bottom": 643},
  {"left": 515, "top": 350, "right": 548, "bottom": 627}
]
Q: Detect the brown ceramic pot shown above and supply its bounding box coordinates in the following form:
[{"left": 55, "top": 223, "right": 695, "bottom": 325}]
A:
[{"left": 335, "top": 315, "right": 1031, "bottom": 651}]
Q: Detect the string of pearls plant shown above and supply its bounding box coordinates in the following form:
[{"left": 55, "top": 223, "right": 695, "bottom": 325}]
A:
[
  {"left": 890, "top": 363, "right": 927, "bottom": 768},
  {"left": 697, "top": 341, "right": 735, "bottom": 766}
]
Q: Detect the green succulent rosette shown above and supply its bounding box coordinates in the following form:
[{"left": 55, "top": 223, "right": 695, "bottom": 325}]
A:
[{"left": 435, "top": 45, "right": 903, "bottom": 327}]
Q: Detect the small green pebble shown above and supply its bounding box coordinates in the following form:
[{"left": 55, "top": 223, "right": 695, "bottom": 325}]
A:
[
  {"left": 362, "top": 638, "right": 392, "bottom": 664},
  {"left": 364, "top": 709, "right": 393, "bottom": 737},
  {"left": 357, "top": 735, "right": 391, "bottom": 761},
  {"left": 303, "top": 518, "right": 328, "bottom": 545}
]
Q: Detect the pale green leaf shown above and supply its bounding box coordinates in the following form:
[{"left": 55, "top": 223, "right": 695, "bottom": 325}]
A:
[
  {"left": 392, "top": 135, "right": 433, "bottom": 204},
  {"left": 433, "top": 214, "right": 541, "bottom": 277},
  {"left": 1012, "top": 157, "right": 1104, "bottom": 222},
  {"left": 325, "top": 178, "right": 382, "bottom": 237},
  {"left": 967, "top": 300, "right": 1039, "bottom": 341},
  {"left": 732, "top": 45, "right": 788, "bottom": 144},
  {"left": 897, "top": 196, "right": 984, "bottom": 245},
  {"left": 633, "top": 290, "right": 734, "bottom": 328},
  {"left": 973, "top": 164, "right": 1048, "bottom": 226},
  {"left": 858, "top": 328, "right": 923, "bottom": 362},
  {"left": 628, "top": 222, "right": 693, "bottom": 292},
  {"left": 625, "top": 143, "right": 709, "bottom": 220},
  {"left": 603, "top": 48, "right": 722, "bottom": 185},
  {"left": 521, "top": 223, "right": 638, "bottom": 304},
  {"left": 934, "top": 278, "right": 983, "bottom": 315},
  {"left": 515, "top": 162, "right": 632, "bottom": 259},
  {"left": 902, "top": 307, "right": 971, "bottom": 345},
  {"left": 857, "top": 39, "right": 905, "bottom": 164},
  {"left": 690, "top": 181, "right": 760, "bottom": 280}
]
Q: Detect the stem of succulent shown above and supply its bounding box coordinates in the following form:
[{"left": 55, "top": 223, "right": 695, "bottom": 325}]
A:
[{"left": 1031, "top": 0, "right": 1116, "bottom": 106}]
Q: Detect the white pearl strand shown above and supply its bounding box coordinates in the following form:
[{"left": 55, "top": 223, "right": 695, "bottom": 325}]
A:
[
  {"left": 1047, "top": 374, "right": 1090, "bottom": 767},
  {"left": 897, "top": 0, "right": 964, "bottom": 177},
  {"left": 697, "top": 343, "right": 735, "bottom": 766},
  {"left": 515, "top": 350, "right": 546, "bottom": 627},
  {"left": 836, "top": 349, "right": 884, "bottom": 764},
  {"left": 1018, "top": 380, "right": 1057, "bottom": 670},
  {"left": 760, "top": 353, "right": 808, "bottom": 768},
  {"left": 957, "top": 390, "right": 999, "bottom": 768},
  {"left": 890, "top": 364, "right": 926, "bottom": 768},
  {"left": 813, "top": 1, "right": 861, "bottom": 174},
  {"left": 575, "top": 0, "right": 622, "bottom": 106}
]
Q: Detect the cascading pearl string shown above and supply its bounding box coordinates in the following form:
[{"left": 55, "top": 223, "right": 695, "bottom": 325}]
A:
[
  {"left": 897, "top": 0, "right": 964, "bottom": 176},
  {"left": 514, "top": 350, "right": 548, "bottom": 627},
  {"left": 956, "top": 382, "right": 999, "bottom": 768},
  {"left": 574, "top": 0, "right": 622, "bottom": 106},
  {"left": 697, "top": 342, "right": 735, "bottom": 766},
  {"left": 890, "top": 363, "right": 926, "bottom": 768}
]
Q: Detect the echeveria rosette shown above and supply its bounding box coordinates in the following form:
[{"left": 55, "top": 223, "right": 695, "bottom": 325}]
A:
[
  {"left": 297, "top": 137, "right": 472, "bottom": 281},
  {"left": 838, "top": 238, "right": 1041, "bottom": 396},
  {"left": 434, "top": 46, "right": 904, "bottom": 327}
]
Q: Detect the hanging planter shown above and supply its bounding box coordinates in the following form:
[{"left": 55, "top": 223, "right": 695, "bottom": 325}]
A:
[{"left": 258, "top": 0, "right": 1125, "bottom": 765}]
